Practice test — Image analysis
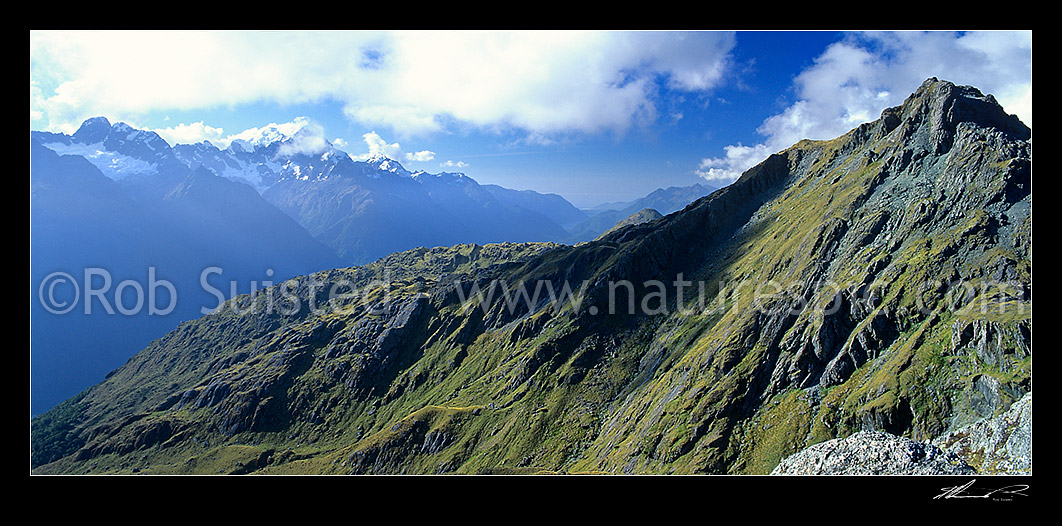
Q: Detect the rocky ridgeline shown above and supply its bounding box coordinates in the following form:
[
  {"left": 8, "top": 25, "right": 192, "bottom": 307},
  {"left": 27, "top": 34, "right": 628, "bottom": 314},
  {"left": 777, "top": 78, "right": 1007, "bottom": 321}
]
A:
[{"left": 772, "top": 393, "right": 1032, "bottom": 475}]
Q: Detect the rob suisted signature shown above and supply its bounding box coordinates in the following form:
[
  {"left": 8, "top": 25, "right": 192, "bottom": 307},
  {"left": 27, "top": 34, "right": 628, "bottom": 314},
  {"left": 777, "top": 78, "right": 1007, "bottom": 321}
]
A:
[{"left": 934, "top": 479, "right": 1030, "bottom": 501}]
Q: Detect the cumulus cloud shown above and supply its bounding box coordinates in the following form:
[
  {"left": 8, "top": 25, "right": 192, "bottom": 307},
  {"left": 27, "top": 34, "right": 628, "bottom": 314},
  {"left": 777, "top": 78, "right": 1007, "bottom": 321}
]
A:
[
  {"left": 344, "top": 104, "right": 443, "bottom": 137},
  {"left": 356, "top": 30, "right": 734, "bottom": 137},
  {"left": 278, "top": 126, "right": 330, "bottom": 157},
  {"left": 350, "top": 131, "right": 434, "bottom": 164},
  {"left": 31, "top": 30, "right": 737, "bottom": 140},
  {"left": 696, "top": 143, "right": 772, "bottom": 181},
  {"left": 697, "top": 30, "right": 1032, "bottom": 184},
  {"left": 441, "top": 160, "right": 469, "bottom": 169},
  {"left": 405, "top": 150, "right": 435, "bottom": 162},
  {"left": 151, "top": 121, "right": 226, "bottom": 146},
  {"left": 356, "top": 131, "right": 404, "bottom": 160}
]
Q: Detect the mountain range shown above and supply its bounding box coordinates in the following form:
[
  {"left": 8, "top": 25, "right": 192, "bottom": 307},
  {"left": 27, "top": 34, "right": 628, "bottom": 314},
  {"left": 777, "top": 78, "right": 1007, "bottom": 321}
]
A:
[
  {"left": 30, "top": 116, "right": 713, "bottom": 415},
  {"left": 567, "top": 184, "right": 717, "bottom": 242},
  {"left": 30, "top": 78, "right": 1032, "bottom": 475},
  {"left": 36, "top": 116, "right": 712, "bottom": 264},
  {"left": 30, "top": 132, "right": 342, "bottom": 415},
  {"left": 168, "top": 123, "right": 718, "bottom": 251}
]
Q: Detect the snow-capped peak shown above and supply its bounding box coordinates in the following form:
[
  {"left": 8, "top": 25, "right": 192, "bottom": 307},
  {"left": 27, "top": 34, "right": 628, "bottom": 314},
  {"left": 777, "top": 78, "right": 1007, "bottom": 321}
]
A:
[
  {"left": 363, "top": 153, "right": 411, "bottom": 177},
  {"left": 39, "top": 117, "right": 162, "bottom": 180},
  {"left": 365, "top": 152, "right": 393, "bottom": 164},
  {"left": 226, "top": 117, "right": 314, "bottom": 152}
]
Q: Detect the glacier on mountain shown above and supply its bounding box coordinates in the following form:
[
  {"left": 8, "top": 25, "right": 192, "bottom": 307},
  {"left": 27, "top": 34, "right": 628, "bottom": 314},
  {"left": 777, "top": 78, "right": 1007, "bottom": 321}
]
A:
[{"left": 38, "top": 140, "right": 158, "bottom": 180}]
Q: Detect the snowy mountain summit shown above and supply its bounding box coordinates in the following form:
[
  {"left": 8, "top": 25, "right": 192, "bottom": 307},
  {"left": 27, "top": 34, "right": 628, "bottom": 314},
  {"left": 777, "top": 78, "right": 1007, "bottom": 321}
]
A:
[
  {"left": 31, "top": 116, "right": 428, "bottom": 193},
  {"left": 34, "top": 116, "right": 178, "bottom": 180},
  {"left": 361, "top": 153, "right": 413, "bottom": 178}
]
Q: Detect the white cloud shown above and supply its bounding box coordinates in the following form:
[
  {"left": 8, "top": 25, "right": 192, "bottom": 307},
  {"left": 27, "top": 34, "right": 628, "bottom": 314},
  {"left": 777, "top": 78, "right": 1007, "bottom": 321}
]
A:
[
  {"left": 697, "top": 30, "right": 1032, "bottom": 184},
  {"left": 405, "top": 150, "right": 435, "bottom": 162},
  {"left": 366, "top": 30, "right": 735, "bottom": 137},
  {"left": 344, "top": 104, "right": 443, "bottom": 137},
  {"left": 353, "top": 131, "right": 403, "bottom": 161},
  {"left": 695, "top": 143, "right": 772, "bottom": 181},
  {"left": 151, "top": 121, "right": 226, "bottom": 146},
  {"left": 441, "top": 160, "right": 469, "bottom": 169},
  {"left": 30, "top": 80, "right": 47, "bottom": 123},
  {"left": 351, "top": 131, "right": 436, "bottom": 163},
  {"left": 278, "top": 123, "right": 330, "bottom": 157},
  {"left": 31, "top": 30, "right": 737, "bottom": 139}
]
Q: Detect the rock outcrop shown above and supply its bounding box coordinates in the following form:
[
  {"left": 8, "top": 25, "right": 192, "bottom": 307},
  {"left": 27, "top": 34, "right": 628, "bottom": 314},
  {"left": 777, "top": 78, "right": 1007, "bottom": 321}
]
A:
[
  {"left": 771, "top": 431, "right": 976, "bottom": 475},
  {"left": 772, "top": 392, "right": 1032, "bottom": 475},
  {"left": 933, "top": 392, "right": 1032, "bottom": 475}
]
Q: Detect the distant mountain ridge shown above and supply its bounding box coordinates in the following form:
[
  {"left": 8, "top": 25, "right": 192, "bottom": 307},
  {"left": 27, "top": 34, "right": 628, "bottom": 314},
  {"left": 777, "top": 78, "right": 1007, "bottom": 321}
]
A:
[
  {"left": 30, "top": 131, "right": 343, "bottom": 414},
  {"left": 595, "top": 208, "right": 664, "bottom": 240},
  {"left": 37, "top": 117, "right": 720, "bottom": 262},
  {"left": 40, "top": 118, "right": 600, "bottom": 265},
  {"left": 596, "top": 183, "right": 719, "bottom": 216},
  {"left": 567, "top": 183, "right": 717, "bottom": 242}
]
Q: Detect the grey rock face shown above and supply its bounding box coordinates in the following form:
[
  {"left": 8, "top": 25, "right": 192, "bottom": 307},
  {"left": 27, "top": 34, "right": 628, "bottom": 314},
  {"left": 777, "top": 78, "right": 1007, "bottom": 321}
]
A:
[
  {"left": 771, "top": 431, "right": 975, "bottom": 475},
  {"left": 933, "top": 392, "right": 1032, "bottom": 475}
]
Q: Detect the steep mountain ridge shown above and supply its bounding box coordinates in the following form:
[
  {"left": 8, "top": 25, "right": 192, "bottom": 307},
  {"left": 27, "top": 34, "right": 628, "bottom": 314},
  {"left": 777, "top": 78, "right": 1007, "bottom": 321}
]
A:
[{"left": 31, "top": 78, "right": 1031, "bottom": 475}]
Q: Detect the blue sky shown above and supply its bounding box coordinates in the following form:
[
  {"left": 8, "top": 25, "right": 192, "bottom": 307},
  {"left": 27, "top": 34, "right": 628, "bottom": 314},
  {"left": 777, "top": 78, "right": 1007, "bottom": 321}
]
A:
[{"left": 30, "top": 30, "right": 1032, "bottom": 208}]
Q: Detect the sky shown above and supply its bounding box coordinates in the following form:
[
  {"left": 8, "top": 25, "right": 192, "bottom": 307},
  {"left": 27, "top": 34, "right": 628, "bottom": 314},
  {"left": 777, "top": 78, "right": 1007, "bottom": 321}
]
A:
[{"left": 29, "top": 30, "right": 1033, "bottom": 208}]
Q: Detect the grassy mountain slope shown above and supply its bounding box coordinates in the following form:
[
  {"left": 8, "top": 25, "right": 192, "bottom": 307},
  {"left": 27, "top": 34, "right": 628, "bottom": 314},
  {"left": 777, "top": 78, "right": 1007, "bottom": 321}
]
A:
[{"left": 31, "top": 78, "right": 1031, "bottom": 475}]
